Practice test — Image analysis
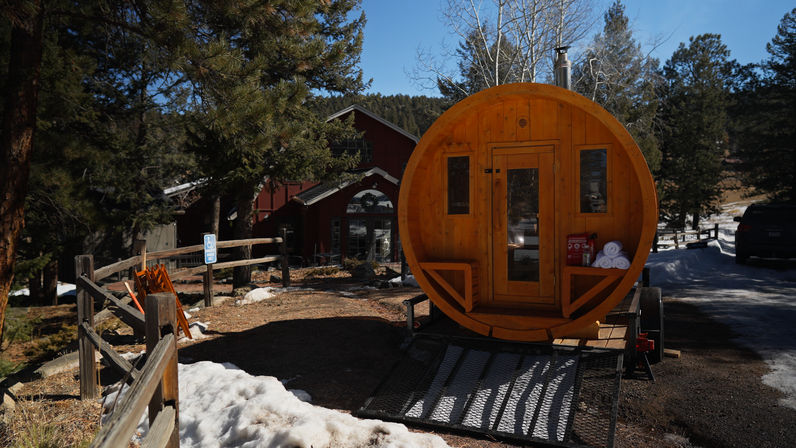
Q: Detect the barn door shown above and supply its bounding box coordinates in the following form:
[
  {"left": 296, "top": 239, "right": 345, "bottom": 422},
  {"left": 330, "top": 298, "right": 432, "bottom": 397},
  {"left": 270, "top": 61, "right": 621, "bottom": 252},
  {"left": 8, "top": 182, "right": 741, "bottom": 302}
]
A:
[{"left": 491, "top": 147, "right": 555, "bottom": 305}]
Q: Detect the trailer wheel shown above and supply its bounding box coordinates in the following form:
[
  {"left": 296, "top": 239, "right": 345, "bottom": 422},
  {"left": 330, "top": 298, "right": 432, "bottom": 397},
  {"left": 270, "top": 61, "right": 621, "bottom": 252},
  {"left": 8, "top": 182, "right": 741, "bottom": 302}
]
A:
[{"left": 640, "top": 287, "right": 664, "bottom": 363}]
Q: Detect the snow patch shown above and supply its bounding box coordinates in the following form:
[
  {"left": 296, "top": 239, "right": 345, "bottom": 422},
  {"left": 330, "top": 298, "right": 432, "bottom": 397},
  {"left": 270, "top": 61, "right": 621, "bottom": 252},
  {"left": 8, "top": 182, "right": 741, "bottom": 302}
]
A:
[
  {"left": 186, "top": 322, "right": 209, "bottom": 340},
  {"left": 10, "top": 281, "right": 76, "bottom": 297},
  {"left": 646, "top": 201, "right": 796, "bottom": 409},
  {"left": 236, "top": 287, "right": 278, "bottom": 305},
  {"left": 105, "top": 361, "right": 449, "bottom": 448},
  {"left": 389, "top": 275, "right": 419, "bottom": 287}
]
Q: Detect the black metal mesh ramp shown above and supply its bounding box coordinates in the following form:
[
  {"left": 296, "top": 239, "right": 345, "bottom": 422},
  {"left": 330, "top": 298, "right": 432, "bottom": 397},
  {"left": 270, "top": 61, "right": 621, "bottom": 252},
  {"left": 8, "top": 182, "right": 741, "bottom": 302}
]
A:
[{"left": 358, "top": 335, "right": 623, "bottom": 448}]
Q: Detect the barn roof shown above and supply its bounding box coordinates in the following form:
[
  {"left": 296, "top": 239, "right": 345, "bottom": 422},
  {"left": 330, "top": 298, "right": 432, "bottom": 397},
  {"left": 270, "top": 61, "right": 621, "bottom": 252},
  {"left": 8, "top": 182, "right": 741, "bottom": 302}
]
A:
[
  {"left": 327, "top": 104, "right": 420, "bottom": 144},
  {"left": 292, "top": 167, "right": 399, "bottom": 206}
]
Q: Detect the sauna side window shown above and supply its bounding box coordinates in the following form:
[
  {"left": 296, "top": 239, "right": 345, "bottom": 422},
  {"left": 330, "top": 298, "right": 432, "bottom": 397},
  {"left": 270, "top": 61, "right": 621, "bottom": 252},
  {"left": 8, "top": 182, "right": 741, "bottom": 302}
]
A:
[
  {"left": 579, "top": 148, "right": 608, "bottom": 213},
  {"left": 447, "top": 155, "right": 470, "bottom": 215}
]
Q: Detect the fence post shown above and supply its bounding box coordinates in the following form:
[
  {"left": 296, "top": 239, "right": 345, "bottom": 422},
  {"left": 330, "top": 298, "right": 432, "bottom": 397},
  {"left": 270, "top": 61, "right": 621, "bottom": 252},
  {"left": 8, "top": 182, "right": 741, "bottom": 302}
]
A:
[
  {"left": 652, "top": 232, "right": 659, "bottom": 253},
  {"left": 674, "top": 231, "right": 679, "bottom": 249},
  {"left": 146, "top": 292, "right": 179, "bottom": 448},
  {"left": 76, "top": 255, "right": 98, "bottom": 400},
  {"left": 134, "top": 239, "right": 147, "bottom": 271},
  {"left": 280, "top": 228, "right": 290, "bottom": 287},
  {"left": 714, "top": 223, "right": 719, "bottom": 240}
]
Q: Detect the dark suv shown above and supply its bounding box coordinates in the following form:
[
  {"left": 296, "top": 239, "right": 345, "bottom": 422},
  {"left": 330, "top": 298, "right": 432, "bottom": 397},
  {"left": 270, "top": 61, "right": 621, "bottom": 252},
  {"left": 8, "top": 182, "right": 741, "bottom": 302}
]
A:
[{"left": 734, "top": 204, "right": 796, "bottom": 264}]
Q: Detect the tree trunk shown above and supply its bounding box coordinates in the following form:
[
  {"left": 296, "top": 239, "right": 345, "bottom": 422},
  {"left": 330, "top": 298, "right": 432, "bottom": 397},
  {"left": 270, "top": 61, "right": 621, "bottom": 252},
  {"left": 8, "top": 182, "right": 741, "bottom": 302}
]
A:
[
  {"left": 210, "top": 195, "right": 220, "bottom": 237},
  {"left": 44, "top": 260, "right": 58, "bottom": 306},
  {"left": 0, "top": 4, "right": 44, "bottom": 343},
  {"left": 29, "top": 270, "right": 42, "bottom": 304},
  {"left": 692, "top": 213, "right": 700, "bottom": 231},
  {"left": 232, "top": 190, "right": 256, "bottom": 289}
]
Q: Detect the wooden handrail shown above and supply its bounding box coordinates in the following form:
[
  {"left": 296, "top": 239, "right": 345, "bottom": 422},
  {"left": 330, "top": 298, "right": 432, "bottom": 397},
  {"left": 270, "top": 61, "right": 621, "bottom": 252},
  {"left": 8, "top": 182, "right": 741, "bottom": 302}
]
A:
[
  {"left": 88, "top": 292, "right": 179, "bottom": 448},
  {"left": 95, "top": 256, "right": 143, "bottom": 281},
  {"left": 80, "top": 321, "right": 140, "bottom": 383},
  {"left": 170, "top": 255, "right": 280, "bottom": 280},
  {"left": 78, "top": 234, "right": 290, "bottom": 447},
  {"left": 76, "top": 275, "right": 145, "bottom": 335},
  {"left": 94, "top": 237, "right": 284, "bottom": 281},
  {"left": 89, "top": 333, "right": 175, "bottom": 448},
  {"left": 141, "top": 406, "right": 176, "bottom": 448}
]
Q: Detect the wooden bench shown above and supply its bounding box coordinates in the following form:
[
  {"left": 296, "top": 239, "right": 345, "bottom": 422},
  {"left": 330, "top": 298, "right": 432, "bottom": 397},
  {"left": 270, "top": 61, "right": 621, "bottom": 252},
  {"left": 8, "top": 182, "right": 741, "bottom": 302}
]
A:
[{"left": 419, "top": 260, "right": 479, "bottom": 312}]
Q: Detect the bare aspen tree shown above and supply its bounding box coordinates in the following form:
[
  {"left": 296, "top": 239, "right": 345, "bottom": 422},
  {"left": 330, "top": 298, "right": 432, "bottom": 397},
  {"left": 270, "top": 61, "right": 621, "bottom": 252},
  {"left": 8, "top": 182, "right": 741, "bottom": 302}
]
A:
[{"left": 414, "top": 0, "right": 595, "bottom": 98}]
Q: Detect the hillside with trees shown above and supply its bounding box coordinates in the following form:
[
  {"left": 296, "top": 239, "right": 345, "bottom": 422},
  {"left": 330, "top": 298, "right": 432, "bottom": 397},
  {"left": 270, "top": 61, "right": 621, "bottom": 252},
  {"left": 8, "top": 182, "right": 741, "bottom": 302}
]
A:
[{"left": 311, "top": 94, "right": 448, "bottom": 137}]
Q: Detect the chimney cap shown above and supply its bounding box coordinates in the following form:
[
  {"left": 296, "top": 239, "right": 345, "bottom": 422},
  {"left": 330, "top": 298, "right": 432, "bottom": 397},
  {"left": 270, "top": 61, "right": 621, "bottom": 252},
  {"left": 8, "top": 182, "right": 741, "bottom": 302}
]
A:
[{"left": 555, "top": 46, "right": 570, "bottom": 54}]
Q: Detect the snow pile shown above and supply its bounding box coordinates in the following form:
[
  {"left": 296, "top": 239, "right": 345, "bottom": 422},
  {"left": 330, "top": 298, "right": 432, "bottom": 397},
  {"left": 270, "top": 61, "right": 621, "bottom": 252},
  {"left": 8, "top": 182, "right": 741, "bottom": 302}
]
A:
[
  {"left": 646, "top": 202, "right": 796, "bottom": 409},
  {"left": 186, "top": 322, "right": 209, "bottom": 340},
  {"left": 237, "top": 287, "right": 278, "bottom": 305},
  {"left": 236, "top": 286, "right": 316, "bottom": 306},
  {"left": 109, "top": 361, "right": 449, "bottom": 448},
  {"left": 389, "top": 275, "right": 419, "bottom": 287}
]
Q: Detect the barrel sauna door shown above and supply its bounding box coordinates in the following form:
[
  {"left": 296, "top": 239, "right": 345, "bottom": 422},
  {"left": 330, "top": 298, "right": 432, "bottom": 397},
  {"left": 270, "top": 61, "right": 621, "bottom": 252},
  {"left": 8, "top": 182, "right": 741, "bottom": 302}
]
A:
[{"left": 491, "top": 146, "right": 555, "bottom": 305}]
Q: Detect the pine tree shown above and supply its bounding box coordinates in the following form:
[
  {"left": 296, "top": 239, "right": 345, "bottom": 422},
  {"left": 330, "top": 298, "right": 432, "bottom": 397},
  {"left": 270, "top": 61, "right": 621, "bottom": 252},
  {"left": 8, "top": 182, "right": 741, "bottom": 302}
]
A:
[
  {"left": 659, "top": 34, "right": 735, "bottom": 228},
  {"left": 184, "top": 0, "right": 367, "bottom": 287},
  {"left": 730, "top": 8, "right": 795, "bottom": 203},
  {"left": 3, "top": 1, "right": 193, "bottom": 312},
  {"left": 0, "top": 1, "right": 44, "bottom": 340},
  {"left": 573, "top": 0, "right": 661, "bottom": 172}
]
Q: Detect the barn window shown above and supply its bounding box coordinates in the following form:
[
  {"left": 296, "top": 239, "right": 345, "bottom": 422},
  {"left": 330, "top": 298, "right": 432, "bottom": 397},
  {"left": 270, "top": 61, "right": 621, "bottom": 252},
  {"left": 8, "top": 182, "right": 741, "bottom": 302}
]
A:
[
  {"left": 331, "top": 137, "right": 373, "bottom": 163},
  {"left": 447, "top": 156, "right": 470, "bottom": 215},
  {"left": 330, "top": 218, "right": 341, "bottom": 254},
  {"left": 346, "top": 189, "right": 393, "bottom": 214},
  {"left": 579, "top": 149, "right": 607, "bottom": 213}
]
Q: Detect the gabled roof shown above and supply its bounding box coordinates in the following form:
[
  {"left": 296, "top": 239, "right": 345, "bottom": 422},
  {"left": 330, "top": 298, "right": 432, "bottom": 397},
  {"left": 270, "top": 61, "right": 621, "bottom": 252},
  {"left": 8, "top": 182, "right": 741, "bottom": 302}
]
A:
[
  {"left": 292, "top": 167, "right": 400, "bottom": 206},
  {"left": 327, "top": 104, "right": 420, "bottom": 144}
]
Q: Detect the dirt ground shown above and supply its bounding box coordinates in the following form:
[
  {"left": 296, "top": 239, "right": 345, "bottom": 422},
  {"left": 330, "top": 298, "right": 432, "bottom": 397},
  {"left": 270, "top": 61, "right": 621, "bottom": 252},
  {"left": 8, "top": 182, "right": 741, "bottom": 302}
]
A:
[{"left": 2, "top": 266, "right": 795, "bottom": 448}]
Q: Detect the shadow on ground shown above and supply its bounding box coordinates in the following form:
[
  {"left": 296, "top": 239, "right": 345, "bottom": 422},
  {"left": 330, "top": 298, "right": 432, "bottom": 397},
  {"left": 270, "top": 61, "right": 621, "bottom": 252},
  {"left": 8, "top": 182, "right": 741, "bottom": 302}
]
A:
[
  {"left": 617, "top": 300, "right": 796, "bottom": 448},
  {"left": 178, "top": 316, "right": 406, "bottom": 412}
]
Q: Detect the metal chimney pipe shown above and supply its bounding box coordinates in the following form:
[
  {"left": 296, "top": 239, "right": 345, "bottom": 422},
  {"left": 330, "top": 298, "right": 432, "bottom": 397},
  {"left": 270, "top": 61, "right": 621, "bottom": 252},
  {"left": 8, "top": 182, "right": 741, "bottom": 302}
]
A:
[{"left": 554, "top": 46, "right": 571, "bottom": 90}]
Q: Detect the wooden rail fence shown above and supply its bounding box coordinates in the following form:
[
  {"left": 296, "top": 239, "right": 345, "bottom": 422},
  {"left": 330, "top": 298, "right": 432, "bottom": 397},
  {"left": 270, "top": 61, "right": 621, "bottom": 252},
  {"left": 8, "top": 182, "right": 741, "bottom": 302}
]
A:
[
  {"left": 652, "top": 224, "right": 719, "bottom": 252},
  {"left": 76, "top": 234, "right": 289, "bottom": 447}
]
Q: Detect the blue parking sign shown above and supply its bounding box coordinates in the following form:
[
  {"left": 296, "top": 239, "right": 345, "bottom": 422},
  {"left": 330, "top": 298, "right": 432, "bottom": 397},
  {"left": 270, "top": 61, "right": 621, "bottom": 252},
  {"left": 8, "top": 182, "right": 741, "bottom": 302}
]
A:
[{"left": 204, "top": 234, "right": 217, "bottom": 264}]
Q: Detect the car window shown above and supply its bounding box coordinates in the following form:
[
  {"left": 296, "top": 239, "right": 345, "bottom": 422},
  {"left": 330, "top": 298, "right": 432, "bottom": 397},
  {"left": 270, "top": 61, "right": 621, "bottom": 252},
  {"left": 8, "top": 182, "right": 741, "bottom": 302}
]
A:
[{"left": 743, "top": 207, "right": 796, "bottom": 224}]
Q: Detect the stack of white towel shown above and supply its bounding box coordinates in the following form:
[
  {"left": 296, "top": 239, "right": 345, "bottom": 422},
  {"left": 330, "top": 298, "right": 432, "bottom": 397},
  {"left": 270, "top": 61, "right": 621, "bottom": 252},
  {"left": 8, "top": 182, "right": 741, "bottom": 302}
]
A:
[{"left": 591, "top": 240, "right": 631, "bottom": 269}]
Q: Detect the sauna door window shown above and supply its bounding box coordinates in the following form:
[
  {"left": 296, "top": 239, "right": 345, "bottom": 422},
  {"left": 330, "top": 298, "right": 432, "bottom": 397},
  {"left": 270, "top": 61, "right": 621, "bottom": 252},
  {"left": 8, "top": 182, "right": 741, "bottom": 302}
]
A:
[
  {"left": 506, "top": 168, "right": 540, "bottom": 282},
  {"left": 491, "top": 148, "right": 555, "bottom": 304},
  {"left": 579, "top": 148, "right": 608, "bottom": 213}
]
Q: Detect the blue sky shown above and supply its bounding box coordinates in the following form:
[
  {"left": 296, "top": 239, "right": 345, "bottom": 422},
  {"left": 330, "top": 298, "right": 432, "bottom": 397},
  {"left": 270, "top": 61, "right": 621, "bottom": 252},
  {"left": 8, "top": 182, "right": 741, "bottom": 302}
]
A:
[{"left": 358, "top": 0, "right": 793, "bottom": 97}]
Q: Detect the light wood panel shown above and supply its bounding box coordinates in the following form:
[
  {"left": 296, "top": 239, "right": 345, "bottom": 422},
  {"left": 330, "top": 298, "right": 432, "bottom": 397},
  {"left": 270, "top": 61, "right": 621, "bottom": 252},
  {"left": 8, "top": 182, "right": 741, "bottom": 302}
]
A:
[{"left": 398, "top": 83, "right": 658, "bottom": 342}]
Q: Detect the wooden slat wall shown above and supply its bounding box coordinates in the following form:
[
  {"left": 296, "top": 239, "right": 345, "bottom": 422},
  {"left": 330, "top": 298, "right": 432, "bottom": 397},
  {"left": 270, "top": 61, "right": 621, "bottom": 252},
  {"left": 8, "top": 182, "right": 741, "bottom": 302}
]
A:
[{"left": 398, "top": 84, "right": 656, "bottom": 340}]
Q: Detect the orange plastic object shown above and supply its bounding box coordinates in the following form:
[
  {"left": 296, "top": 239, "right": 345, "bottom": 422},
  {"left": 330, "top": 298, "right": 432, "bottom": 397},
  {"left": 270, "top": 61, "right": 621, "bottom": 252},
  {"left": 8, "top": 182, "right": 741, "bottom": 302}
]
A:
[
  {"left": 134, "top": 265, "right": 192, "bottom": 339},
  {"left": 123, "top": 281, "right": 145, "bottom": 314}
]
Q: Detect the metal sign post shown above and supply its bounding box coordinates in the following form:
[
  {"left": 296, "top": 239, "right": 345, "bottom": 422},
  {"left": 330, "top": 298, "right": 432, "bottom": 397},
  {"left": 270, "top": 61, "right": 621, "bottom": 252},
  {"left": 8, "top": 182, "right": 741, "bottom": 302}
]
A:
[{"left": 203, "top": 234, "right": 217, "bottom": 306}]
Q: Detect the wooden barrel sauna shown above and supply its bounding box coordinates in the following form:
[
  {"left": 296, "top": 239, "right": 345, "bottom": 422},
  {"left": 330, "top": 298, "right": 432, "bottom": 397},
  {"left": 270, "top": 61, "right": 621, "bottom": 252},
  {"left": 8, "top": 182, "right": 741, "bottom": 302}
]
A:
[{"left": 398, "top": 83, "right": 658, "bottom": 341}]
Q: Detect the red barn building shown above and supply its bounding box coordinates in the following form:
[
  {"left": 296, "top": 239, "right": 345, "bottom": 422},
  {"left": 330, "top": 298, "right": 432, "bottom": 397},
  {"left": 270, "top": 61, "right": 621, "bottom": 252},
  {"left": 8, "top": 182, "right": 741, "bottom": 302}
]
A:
[{"left": 251, "top": 105, "right": 418, "bottom": 264}]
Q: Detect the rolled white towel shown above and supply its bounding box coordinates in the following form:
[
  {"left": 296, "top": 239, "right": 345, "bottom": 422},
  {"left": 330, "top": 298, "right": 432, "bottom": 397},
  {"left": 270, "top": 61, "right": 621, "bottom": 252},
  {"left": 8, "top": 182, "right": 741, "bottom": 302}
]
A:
[
  {"left": 592, "top": 250, "right": 613, "bottom": 268},
  {"left": 610, "top": 255, "right": 631, "bottom": 269},
  {"left": 603, "top": 240, "right": 623, "bottom": 257}
]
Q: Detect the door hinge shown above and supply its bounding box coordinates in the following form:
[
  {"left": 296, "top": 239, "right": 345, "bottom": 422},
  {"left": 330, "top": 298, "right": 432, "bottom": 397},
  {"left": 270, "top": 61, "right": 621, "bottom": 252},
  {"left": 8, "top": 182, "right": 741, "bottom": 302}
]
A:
[{"left": 484, "top": 168, "right": 500, "bottom": 173}]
